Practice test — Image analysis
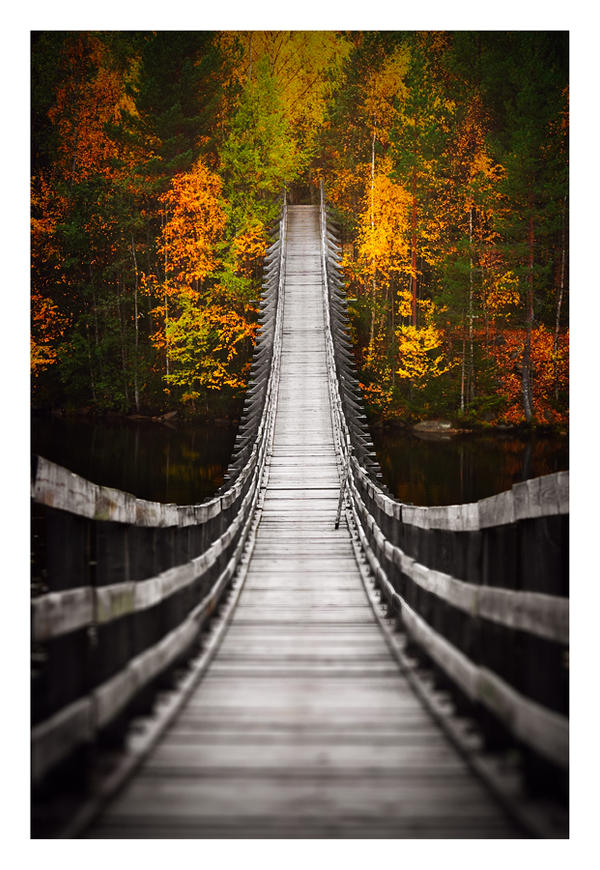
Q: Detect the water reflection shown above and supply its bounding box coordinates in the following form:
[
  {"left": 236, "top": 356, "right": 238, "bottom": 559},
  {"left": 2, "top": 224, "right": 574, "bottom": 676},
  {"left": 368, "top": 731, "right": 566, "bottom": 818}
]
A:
[
  {"left": 31, "top": 415, "right": 569, "bottom": 509},
  {"left": 371, "top": 428, "right": 569, "bottom": 506},
  {"left": 31, "top": 415, "right": 239, "bottom": 504}
]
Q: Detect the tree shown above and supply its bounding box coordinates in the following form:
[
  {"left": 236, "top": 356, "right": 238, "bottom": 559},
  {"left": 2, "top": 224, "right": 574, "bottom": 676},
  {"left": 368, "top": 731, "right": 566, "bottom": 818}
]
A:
[
  {"left": 477, "top": 32, "right": 568, "bottom": 423},
  {"left": 220, "top": 55, "right": 303, "bottom": 230},
  {"left": 144, "top": 157, "right": 257, "bottom": 407},
  {"left": 31, "top": 30, "right": 568, "bottom": 428},
  {"left": 158, "top": 159, "right": 226, "bottom": 290}
]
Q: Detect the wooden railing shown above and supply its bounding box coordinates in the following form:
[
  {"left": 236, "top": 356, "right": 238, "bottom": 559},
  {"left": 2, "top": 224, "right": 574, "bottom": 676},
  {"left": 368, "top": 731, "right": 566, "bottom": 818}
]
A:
[
  {"left": 30, "top": 196, "right": 288, "bottom": 788},
  {"left": 31, "top": 185, "right": 569, "bottom": 796},
  {"left": 319, "top": 182, "right": 569, "bottom": 778}
]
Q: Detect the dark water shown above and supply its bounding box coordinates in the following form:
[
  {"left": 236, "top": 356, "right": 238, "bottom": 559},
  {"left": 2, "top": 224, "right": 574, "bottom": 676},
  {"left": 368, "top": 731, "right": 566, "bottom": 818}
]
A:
[
  {"left": 31, "top": 415, "right": 569, "bottom": 507},
  {"left": 31, "top": 415, "right": 239, "bottom": 504},
  {"left": 371, "top": 427, "right": 569, "bottom": 506}
]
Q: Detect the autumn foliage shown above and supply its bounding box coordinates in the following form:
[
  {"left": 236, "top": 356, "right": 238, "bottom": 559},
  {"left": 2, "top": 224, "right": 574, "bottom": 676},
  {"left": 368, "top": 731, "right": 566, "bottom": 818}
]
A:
[
  {"left": 322, "top": 32, "right": 568, "bottom": 426},
  {"left": 31, "top": 31, "right": 568, "bottom": 428},
  {"left": 158, "top": 160, "right": 226, "bottom": 289},
  {"left": 488, "top": 326, "right": 569, "bottom": 425}
]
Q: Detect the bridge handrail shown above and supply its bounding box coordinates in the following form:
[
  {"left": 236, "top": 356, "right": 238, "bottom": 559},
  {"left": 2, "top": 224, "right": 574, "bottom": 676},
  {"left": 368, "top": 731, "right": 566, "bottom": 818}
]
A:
[
  {"left": 30, "top": 195, "right": 288, "bottom": 787},
  {"left": 31, "top": 456, "right": 264, "bottom": 642},
  {"left": 318, "top": 182, "right": 569, "bottom": 774}
]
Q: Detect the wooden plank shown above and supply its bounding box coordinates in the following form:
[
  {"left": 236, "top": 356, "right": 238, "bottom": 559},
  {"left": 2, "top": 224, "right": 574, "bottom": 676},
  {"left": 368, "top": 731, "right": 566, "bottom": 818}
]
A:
[
  {"left": 400, "top": 599, "right": 568, "bottom": 767},
  {"left": 31, "top": 696, "right": 94, "bottom": 785},
  {"left": 95, "top": 776, "right": 513, "bottom": 825},
  {"left": 477, "top": 666, "right": 569, "bottom": 768},
  {"left": 33, "top": 480, "right": 251, "bottom": 632},
  {"left": 477, "top": 586, "right": 569, "bottom": 645},
  {"left": 86, "top": 816, "right": 518, "bottom": 839},
  {"left": 32, "top": 455, "right": 238, "bottom": 528},
  {"left": 351, "top": 477, "right": 568, "bottom": 643},
  {"left": 556, "top": 470, "right": 569, "bottom": 513},
  {"left": 351, "top": 487, "right": 569, "bottom": 768},
  {"left": 32, "top": 587, "right": 94, "bottom": 641},
  {"left": 83, "top": 202, "right": 522, "bottom": 840},
  {"left": 144, "top": 742, "right": 470, "bottom": 772}
]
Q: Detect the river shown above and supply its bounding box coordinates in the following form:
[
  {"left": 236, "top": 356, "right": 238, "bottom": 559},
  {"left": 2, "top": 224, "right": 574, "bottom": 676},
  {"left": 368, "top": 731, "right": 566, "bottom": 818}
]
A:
[
  {"left": 371, "top": 426, "right": 569, "bottom": 506},
  {"left": 31, "top": 414, "right": 238, "bottom": 505},
  {"left": 31, "top": 414, "right": 568, "bottom": 507}
]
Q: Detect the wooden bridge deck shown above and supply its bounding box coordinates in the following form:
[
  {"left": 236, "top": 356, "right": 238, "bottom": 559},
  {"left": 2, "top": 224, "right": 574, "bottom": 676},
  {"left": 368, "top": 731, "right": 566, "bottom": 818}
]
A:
[{"left": 85, "top": 205, "right": 522, "bottom": 838}]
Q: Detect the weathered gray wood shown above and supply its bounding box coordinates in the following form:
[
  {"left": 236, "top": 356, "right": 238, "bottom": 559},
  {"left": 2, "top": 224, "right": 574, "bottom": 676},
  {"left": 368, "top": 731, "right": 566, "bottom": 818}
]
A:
[
  {"left": 33, "top": 455, "right": 227, "bottom": 527},
  {"left": 346, "top": 490, "right": 569, "bottom": 767},
  {"left": 31, "top": 202, "right": 286, "bottom": 810},
  {"left": 85, "top": 205, "right": 520, "bottom": 839},
  {"left": 345, "top": 454, "right": 567, "bottom": 531},
  {"left": 350, "top": 475, "right": 569, "bottom": 644},
  {"left": 477, "top": 586, "right": 569, "bottom": 644},
  {"left": 32, "top": 587, "right": 94, "bottom": 642},
  {"left": 32, "top": 464, "right": 262, "bottom": 639},
  {"left": 32, "top": 415, "right": 269, "bottom": 784},
  {"left": 31, "top": 697, "right": 94, "bottom": 786},
  {"left": 556, "top": 470, "right": 569, "bottom": 513}
]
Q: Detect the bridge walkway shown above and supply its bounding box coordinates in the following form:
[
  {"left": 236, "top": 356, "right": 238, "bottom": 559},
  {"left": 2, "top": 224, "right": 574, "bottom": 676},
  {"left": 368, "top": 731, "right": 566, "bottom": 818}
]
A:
[{"left": 85, "top": 205, "right": 521, "bottom": 838}]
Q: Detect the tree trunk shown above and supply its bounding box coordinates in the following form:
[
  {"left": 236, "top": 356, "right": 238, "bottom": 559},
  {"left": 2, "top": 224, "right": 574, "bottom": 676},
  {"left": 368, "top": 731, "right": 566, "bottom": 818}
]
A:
[
  {"left": 411, "top": 121, "right": 418, "bottom": 327},
  {"left": 131, "top": 233, "right": 140, "bottom": 412},
  {"left": 391, "top": 280, "right": 396, "bottom": 389},
  {"left": 460, "top": 334, "right": 466, "bottom": 414},
  {"left": 468, "top": 207, "right": 475, "bottom": 405},
  {"left": 553, "top": 194, "right": 567, "bottom": 401},
  {"left": 69, "top": 123, "right": 79, "bottom": 194},
  {"left": 163, "top": 213, "right": 170, "bottom": 378},
  {"left": 522, "top": 206, "right": 535, "bottom": 423},
  {"left": 165, "top": 293, "right": 170, "bottom": 378},
  {"left": 411, "top": 166, "right": 418, "bottom": 327},
  {"left": 85, "top": 322, "right": 96, "bottom": 404},
  {"left": 369, "top": 276, "right": 377, "bottom": 352},
  {"left": 370, "top": 126, "right": 376, "bottom": 227},
  {"left": 89, "top": 265, "right": 100, "bottom": 351},
  {"left": 116, "top": 276, "right": 129, "bottom": 405},
  {"left": 369, "top": 126, "right": 377, "bottom": 352},
  {"left": 89, "top": 265, "right": 101, "bottom": 399}
]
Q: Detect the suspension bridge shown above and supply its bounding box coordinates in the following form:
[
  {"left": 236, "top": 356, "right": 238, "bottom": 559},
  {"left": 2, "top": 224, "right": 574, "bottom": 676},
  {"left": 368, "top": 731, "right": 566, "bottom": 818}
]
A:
[{"left": 31, "top": 187, "right": 568, "bottom": 838}]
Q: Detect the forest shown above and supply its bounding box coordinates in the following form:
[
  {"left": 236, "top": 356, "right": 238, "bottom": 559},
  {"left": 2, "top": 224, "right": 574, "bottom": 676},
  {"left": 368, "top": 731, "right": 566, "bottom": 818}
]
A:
[{"left": 31, "top": 31, "right": 569, "bottom": 430}]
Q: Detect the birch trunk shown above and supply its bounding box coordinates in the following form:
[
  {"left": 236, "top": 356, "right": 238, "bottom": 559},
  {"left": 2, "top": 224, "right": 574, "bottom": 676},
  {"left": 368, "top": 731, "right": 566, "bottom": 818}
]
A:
[
  {"left": 411, "top": 166, "right": 418, "bottom": 327},
  {"left": 165, "top": 292, "right": 170, "bottom": 378},
  {"left": 369, "top": 126, "right": 377, "bottom": 351},
  {"left": 90, "top": 271, "right": 101, "bottom": 399},
  {"left": 553, "top": 195, "right": 567, "bottom": 401},
  {"left": 163, "top": 213, "right": 170, "bottom": 378},
  {"left": 468, "top": 207, "right": 475, "bottom": 405},
  {"left": 85, "top": 322, "right": 96, "bottom": 404},
  {"left": 460, "top": 335, "right": 466, "bottom": 414},
  {"left": 131, "top": 234, "right": 140, "bottom": 412},
  {"left": 411, "top": 123, "right": 418, "bottom": 327},
  {"left": 89, "top": 264, "right": 100, "bottom": 352},
  {"left": 522, "top": 209, "right": 535, "bottom": 424},
  {"left": 69, "top": 125, "right": 79, "bottom": 194},
  {"left": 116, "top": 276, "right": 129, "bottom": 404}
]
